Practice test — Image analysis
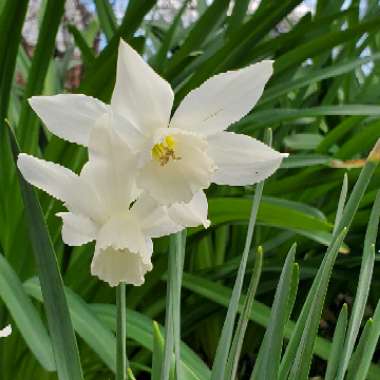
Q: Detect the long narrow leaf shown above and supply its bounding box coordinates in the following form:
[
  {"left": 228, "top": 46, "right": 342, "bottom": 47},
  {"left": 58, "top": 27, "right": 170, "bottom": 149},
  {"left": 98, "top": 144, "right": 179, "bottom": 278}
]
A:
[
  {"left": 17, "top": 0, "right": 65, "bottom": 153},
  {"left": 336, "top": 191, "right": 380, "bottom": 379},
  {"left": 24, "top": 277, "right": 116, "bottom": 372},
  {"left": 251, "top": 244, "right": 296, "bottom": 380},
  {"left": 227, "top": 247, "right": 263, "bottom": 379},
  {"left": 279, "top": 140, "right": 380, "bottom": 380},
  {"left": 95, "top": 0, "right": 117, "bottom": 41},
  {"left": 210, "top": 130, "right": 269, "bottom": 380},
  {"left": 325, "top": 304, "right": 348, "bottom": 380},
  {"left": 8, "top": 127, "right": 83, "bottom": 380},
  {"left": 287, "top": 228, "right": 348, "bottom": 380},
  {"left": 0, "top": 254, "right": 55, "bottom": 371}
]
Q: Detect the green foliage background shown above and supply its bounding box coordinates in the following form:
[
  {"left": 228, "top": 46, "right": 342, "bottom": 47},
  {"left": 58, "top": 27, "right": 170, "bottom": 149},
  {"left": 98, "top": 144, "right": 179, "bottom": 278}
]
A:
[{"left": 1, "top": 0, "right": 380, "bottom": 379}]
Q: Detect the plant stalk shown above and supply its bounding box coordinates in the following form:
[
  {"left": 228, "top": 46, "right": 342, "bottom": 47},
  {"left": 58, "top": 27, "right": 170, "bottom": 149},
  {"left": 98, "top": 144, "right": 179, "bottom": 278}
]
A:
[{"left": 116, "top": 283, "right": 127, "bottom": 380}]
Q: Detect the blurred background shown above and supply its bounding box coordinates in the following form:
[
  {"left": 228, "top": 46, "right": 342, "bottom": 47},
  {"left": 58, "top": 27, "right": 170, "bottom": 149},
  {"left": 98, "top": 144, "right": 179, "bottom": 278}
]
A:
[{"left": 18, "top": 0, "right": 314, "bottom": 90}]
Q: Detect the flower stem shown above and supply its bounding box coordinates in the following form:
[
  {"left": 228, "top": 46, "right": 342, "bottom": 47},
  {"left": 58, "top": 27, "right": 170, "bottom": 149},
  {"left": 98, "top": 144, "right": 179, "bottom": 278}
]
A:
[{"left": 116, "top": 283, "right": 127, "bottom": 380}]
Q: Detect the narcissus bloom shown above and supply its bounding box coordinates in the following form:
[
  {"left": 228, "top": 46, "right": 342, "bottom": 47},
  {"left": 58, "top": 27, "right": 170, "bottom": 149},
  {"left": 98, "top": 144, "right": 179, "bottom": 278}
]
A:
[
  {"left": 17, "top": 126, "right": 209, "bottom": 286},
  {"left": 0, "top": 325, "right": 12, "bottom": 338},
  {"left": 29, "top": 40, "right": 287, "bottom": 205}
]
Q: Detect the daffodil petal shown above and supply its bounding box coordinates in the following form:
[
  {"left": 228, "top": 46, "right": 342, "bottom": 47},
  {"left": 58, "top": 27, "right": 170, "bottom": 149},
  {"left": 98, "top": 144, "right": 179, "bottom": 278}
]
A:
[
  {"left": 96, "top": 215, "right": 149, "bottom": 259},
  {"left": 91, "top": 215, "right": 152, "bottom": 286},
  {"left": 107, "top": 111, "right": 147, "bottom": 153},
  {"left": 57, "top": 212, "right": 98, "bottom": 246},
  {"left": 170, "top": 61, "right": 273, "bottom": 136},
  {"left": 131, "top": 193, "right": 183, "bottom": 237},
  {"left": 111, "top": 39, "right": 174, "bottom": 135},
  {"left": 137, "top": 129, "right": 214, "bottom": 204},
  {"left": 0, "top": 325, "right": 12, "bottom": 338},
  {"left": 168, "top": 191, "right": 210, "bottom": 229},
  {"left": 17, "top": 154, "right": 100, "bottom": 220},
  {"left": 80, "top": 125, "right": 140, "bottom": 216},
  {"left": 29, "top": 94, "right": 109, "bottom": 146},
  {"left": 207, "top": 131, "right": 287, "bottom": 185},
  {"left": 91, "top": 243, "right": 153, "bottom": 287}
]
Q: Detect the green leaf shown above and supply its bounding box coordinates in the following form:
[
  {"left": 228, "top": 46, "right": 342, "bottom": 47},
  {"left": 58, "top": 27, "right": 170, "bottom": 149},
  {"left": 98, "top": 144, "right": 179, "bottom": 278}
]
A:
[
  {"left": 235, "top": 106, "right": 380, "bottom": 133},
  {"left": 150, "top": 0, "right": 190, "bottom": 74},
  {"left": 335, "top": 191, "right": 380, "bottom": 379},
  {"left": 95, "top": 0, "right": 117, "bottom": 41},
  {"left": 287, "top": 228, "right": 348, "bottom": 380},
  {"left": 346, "top": 317, "right": 374, "bottom": 380},
  {"left": 121, "top": 0, "right": 157, "bottom": 41},
  {"left": 25, "top": 276, "right": 210, "bottom": 380},
  {"left": 174, "top": 0, "right": 302, "bottom": 100},
  {"left": 211, "top": 157, "right": 265, "bottom": 380},
  {"left": 226, "top": 247, "right": 263, "bottom": 379},
  {"left": 348, "top": 293, "right": 380, "bottom": 380},
  {"left": 336, "top": 141, "right": 380, "bottom": 233},
  {"left": 0, "top": 254, "right": 55, "bottom": 371},
  {"left": 316, "top": 116, "right": 364, "bottom": 154},
  {"left": 281, "top": 154, "right": 331, "bottom": 169},
  {"left": 0, "top": 0, "right": 28, "bottom": 124},
  {"left": 17, "top": 0, "right": 66, "bottom": 154},
  {"left": 285, "top": 263, "right": 300, "bottom": 323},
  {"left": 336, "top": 119, "right": 380, "bottom": 159},
  {"left": 333, "top": 173, "right": 348, "bottom": 235},
  {"left": 280, "top": 140, "right": 380, "bottom": 380},
  {"left": 180, "top": 271, "right": 380, "bottom": 379},
  {"left": 91, "top": 304, "right": 210, "bottom": 380},
  {"left": 7, "top": 128, "right": 83, "bottom": 380},
  {"left": 325, "top": 304, "right": 348, "bottom": 380},
  {"left": 260, "top": 54, "right": 380, "bottom": 106},
  {"left": 151, "top": 321, "right": 164, "bottom": 380},
  {"left": 226, "top": 0, "right": 250, "bottom": 36},
  {"left": 68, "top": 24, "right": 96, "bottom": 66},
  {"left": 165, "top": 0, "right": 230, "bottom": 79},
  {"left": 274, "top": 15, "right": 380, "bottom": 75},
  {"left": 203, "top": 197, "right": 341, "bottom": 249},
  {"left": 24, "top": 277, "right": 116, "bottom": 373},
  {"left": 181, "top": 271, "right": 327, "bottom": 354},
  {"left": 251, "top": 244, "right": 296, "bottom": 380},
  {"left": 284, "top": 133, "right": 323, "bottom": 150}
]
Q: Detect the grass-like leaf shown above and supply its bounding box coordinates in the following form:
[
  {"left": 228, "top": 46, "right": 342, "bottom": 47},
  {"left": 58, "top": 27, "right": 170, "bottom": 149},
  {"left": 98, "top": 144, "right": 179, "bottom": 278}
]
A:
[
  {"left": 210, "top": 129, "right": 271, "bottom": 380},
  {"left": 152, "top": 321, "right": 165, "bottom": 380},
  {"left": 287, "top": 227, "right": 348, "bottom": 380},
  {"left": 24, "top": 277, "right": 116, "bottom": 372},
  {"left": 17, "top": 0, "right": 66, "bottom": 154},
  {"left": 251, "top": 243, "right": 296, "bottom": 380},
  {"left": 335, "top": 191, "right": 380, "bottom": 379},
  {"left": 94, "top": 0, "right": 117, "bottom": 41},
  {"left": 226, "top": 247, "right": 263, "bottom": 379},
  {"left": 0, "top": 255, "right": 55, "bottom": 371},
  {"left": 325, "top": 304, "right": 348, "bottom": 380},
  {"left": 8, "top": 127, "right": 83, "bottom": 380}
]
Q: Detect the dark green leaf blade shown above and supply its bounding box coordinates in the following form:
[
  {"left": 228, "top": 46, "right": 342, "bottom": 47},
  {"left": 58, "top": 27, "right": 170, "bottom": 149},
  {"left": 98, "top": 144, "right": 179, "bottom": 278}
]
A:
[{"left": 7, "top": 127, "right": 84, "bottom": 380}]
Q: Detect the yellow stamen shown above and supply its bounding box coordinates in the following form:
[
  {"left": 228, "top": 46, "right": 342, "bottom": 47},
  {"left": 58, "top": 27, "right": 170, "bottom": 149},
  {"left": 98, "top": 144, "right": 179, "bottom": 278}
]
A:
[{"left": 152, "top": 135, "right": 181, "bottom": 166}]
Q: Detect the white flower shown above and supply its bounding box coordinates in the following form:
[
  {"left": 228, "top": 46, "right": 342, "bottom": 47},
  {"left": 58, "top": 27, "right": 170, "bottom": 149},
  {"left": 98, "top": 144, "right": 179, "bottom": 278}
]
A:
[
  {"left": 0, "top": 324, "right": 12, "bottom": 338},
  {"left": 17, "top": 125, "right": 209, "bottom": 287},
  {"left": 28, "top": 40, "right": 287, "bottom": 205}
]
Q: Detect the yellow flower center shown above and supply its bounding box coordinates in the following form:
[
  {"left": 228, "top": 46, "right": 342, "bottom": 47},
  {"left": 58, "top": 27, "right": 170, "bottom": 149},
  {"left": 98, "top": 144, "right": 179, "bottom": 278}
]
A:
[{"left": 152, "top": 135, "right": 181, "bottom": 166}]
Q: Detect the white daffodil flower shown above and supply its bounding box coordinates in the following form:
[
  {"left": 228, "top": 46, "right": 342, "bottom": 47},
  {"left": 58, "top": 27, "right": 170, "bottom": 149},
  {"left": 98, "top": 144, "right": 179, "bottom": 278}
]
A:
[
  {"left": 17, "top": 125, "right": 209, "bottom": 287},
  {"left": 0, "top": 324, "right": 12, "bottom": 338},
  {"left": 28, "top": 40, "right": 287, "bottom": 205}
]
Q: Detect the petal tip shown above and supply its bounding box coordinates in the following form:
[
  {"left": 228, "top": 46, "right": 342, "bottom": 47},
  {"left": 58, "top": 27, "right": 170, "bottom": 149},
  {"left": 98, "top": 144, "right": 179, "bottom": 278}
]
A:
[
  {"left": 16, "top": 152, "right": 30, "bottom": 171},
  {"left": 0, "top": 325, "right": 12, "bottom": 338},
  {"left": 28, "top": 95, "right": 45, "bottom": 108},
  {"left": 204, "top": 220, "right": 211, "bottom": 229}
]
